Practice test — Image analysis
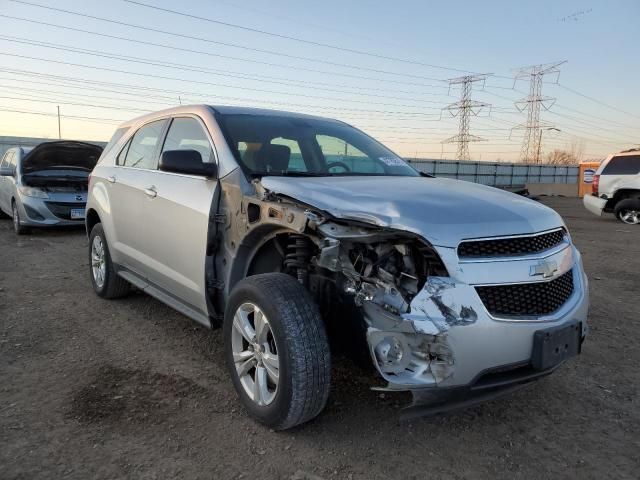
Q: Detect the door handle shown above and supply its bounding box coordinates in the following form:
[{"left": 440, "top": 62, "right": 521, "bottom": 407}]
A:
[
  {"left": 144, "top": 186, "right": 157, "bottom": 198},
  {"left": 107, "top": 176, "right": 116, "bottom": 183}
]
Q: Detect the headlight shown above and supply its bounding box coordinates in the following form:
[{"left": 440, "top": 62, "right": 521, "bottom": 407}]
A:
[{"left": 18, "top": 186, "right": 49, "bottom": 199}]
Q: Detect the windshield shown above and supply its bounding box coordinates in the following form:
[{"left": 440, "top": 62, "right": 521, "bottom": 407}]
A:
[{"left": 217, "top": 113, "right": 419, "bottom": 177}]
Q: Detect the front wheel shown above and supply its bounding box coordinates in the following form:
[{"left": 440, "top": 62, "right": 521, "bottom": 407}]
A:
[
  {"left": 224, "top": 273, "right": 331, "bottom": 430},
  {"left": 614, "top": 199, "right": 640, "bottom": 225},
  {"left": 12, "top": 201, "right": 29, "bottom": 235}
]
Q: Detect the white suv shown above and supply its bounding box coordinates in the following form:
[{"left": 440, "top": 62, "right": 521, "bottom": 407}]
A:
[
  {"left": 86, "top": 105, "right": 588, "bottom": 429},
  {"left": 583, "top": 149, "right": 640, "bottom": 224}
]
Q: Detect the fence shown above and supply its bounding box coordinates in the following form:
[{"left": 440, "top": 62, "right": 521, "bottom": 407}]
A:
[{"left": 406, "top": 159, "right": 579, "bottom": 187}]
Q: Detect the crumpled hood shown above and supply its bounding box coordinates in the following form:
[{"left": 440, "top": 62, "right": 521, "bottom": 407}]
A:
[{"left": 261, "top": 176, "right": 565, "bottom": 247}]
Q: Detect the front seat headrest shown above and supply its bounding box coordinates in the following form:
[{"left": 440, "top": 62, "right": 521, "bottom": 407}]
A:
[{"left": 256, "top": 144, "right": 291, "bottom": 172}]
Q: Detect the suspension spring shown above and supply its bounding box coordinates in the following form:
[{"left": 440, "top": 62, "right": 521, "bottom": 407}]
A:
[{"left": 284, "top": 234, "right": 312, "bottom": 285}]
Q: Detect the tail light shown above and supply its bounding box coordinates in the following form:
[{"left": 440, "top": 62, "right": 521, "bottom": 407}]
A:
[{"left": 592, "top": 174, "right": 600, "bottom": 196}]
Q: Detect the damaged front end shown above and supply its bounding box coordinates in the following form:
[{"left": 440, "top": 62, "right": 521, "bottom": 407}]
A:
[
  {"left": 222, "top": 179, "right": 588, "bottom": 418},
  {"left": 308, "top": 219, "right": 475, "bottom": 390}
]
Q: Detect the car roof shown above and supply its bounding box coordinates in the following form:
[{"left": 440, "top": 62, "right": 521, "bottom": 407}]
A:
[{"left": 117, "top": 104, "right": 345, "bottom": 130}]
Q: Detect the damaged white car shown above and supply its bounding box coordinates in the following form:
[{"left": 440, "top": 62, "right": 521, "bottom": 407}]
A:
[{"left": 86, "top": 105, "right": 589, "bottom": 429}]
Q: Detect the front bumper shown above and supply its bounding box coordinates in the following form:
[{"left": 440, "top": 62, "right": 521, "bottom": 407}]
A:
[
  {"left": 583, "top": 194, "right": 607, "bottom": 217},
  {"left": 365, "top": 245, "right": 589, "bottom": 392},
  {"left": 17, "top": 194, "right": 86, "bottom": 227}
]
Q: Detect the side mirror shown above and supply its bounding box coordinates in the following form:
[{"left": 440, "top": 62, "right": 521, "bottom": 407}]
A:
[
  {"left": 159, "top": 150, "right": 217, "bottom": 178},
  {"left": 0, "top": 166, "right": 14, "bottom": 176}
]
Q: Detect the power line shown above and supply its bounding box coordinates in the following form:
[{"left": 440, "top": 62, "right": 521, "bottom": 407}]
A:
[
  {"left": 0, "top": 14, "right": 450, "bottom": 94},
  {"left": 0, "top": 79, "right": 447, "bottom": 120},
  {"left": 485, "top": 84, "right": 640, "bottom": 131},
  {"left": 7, "top": 1, "right": 450, "bottom": 84},
  {"left": 0, "top": 107, "right": 124, "bottom": 124},
  {"left": 0, "top": 35, "right": 450, "bottom": 107},
  {"left": 124, "top": 0, "right": 477, "bottom": 74},
  {"left": 557, "top": 84, "right": 640, "bottom": 121},
  {"left": 0, "top": 51, "right": 447, "bottom": 114}
]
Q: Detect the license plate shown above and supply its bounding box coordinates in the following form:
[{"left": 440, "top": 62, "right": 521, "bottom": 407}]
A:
[
  {"left": 531, "top": 322, "right": 581, "bottom": 370},
  {"left": 70, "top": 208, "right": 86, "bottom": 220}
]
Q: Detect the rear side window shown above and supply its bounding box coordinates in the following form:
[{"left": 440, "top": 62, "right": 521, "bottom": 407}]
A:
[
  {"left": 102, "top": 127, "right": 129, "bottom": 158},
  {"left": 601, "top": 155, "right": 640, "bottom": 175},
  {"left": 122, "top": 120, "right": 166, "bottom": 170},
  {"left": 161, "top": 117, "right": 213, "bottom": 163}
]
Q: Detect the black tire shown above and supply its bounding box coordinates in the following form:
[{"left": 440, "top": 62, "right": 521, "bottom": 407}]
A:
[
  {"left": 614, "top": 198, "right": 640, "bottom": 225},
  {"left": 224, "top": 273, "right": 331, "bottom": 430},
  {"left": 12, "top": 201, "right": 29, "bottom": 235},
  {"left": 89, "top": 223, "right": 130, "bottom": 299}
]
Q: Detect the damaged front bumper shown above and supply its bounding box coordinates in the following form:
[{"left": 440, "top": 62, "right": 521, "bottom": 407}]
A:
[{"left": 364, "top": 246, "right": 589, "bottom": 404}]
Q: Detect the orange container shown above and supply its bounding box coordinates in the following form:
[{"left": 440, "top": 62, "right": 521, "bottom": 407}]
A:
[{"left": 578, "top": 162, "right": 602, "bottom": 198}]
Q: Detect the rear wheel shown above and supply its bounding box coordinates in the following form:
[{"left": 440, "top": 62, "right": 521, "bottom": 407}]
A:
[
  {"left": 614, "top": 199, "right": 640, "bottom": 225},
  {"left": 89, "top": 223, "right": 130, "bottom": 298},
  {"left": 12, "top": 201, "right": 29, "bottom": 235},
  {"left": 224, "top": 273, "right": 331, "bottom": 430}
]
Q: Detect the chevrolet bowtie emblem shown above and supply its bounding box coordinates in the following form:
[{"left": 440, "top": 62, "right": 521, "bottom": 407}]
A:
[{"left": 530, "top": 260, "right": 558, "bottom": 278}]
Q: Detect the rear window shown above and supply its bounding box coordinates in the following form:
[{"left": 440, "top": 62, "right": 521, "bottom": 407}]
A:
[{"left": 601, "top": 155, "right": 640, "bottom": 175}]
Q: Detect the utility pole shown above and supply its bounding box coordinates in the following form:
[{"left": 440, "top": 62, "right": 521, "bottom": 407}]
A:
[
  {"left": 441, "top": 74, "right": 491, "bottom": 161},
  {"left": 57, "top": 105, "right": 61, "bottom": 139},
  {"left": 513, "top": 61, "right": 565, "bottom": 163}
]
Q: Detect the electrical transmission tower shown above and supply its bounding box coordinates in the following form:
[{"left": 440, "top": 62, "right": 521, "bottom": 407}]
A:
[
  {"left": 513, "top": 61, "right": 566, "bottom": 163},
  {"left": 442, "top": 74, "right": 491, "bottom": 161}
]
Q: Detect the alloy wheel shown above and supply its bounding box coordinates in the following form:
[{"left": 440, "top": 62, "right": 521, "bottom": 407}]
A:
[
  {"left": 91, "top": 235, "right": 106, "bottom": 288},
  {"left": 230, "top": 302, "right": 280, "bottom": 406},
  {"left": 619, "top": 209, "right": 640, "bottom": 225},
  {"left": 12, "top": 203, "right": 19, "bottom": 232}
]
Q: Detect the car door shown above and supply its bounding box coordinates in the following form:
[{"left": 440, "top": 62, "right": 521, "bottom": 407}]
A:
[
  {"left": 139, "top": 115, "right": 218, "bottom": 315},
  {"left": 108, "top": 119, "right": 168, "bottom": 277}
]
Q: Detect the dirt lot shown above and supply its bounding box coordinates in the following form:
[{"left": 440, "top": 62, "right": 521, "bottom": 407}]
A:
[{"left": 0, "top": 197, "right": 638, "bottom": 479}]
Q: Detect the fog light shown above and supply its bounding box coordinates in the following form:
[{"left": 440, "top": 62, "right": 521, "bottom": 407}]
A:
[
  {"left": 374, "top": 336, "right": 404, "bottom": 367},
  {"left": 24, "top": 205, "right": 44, "bottom": 221}
]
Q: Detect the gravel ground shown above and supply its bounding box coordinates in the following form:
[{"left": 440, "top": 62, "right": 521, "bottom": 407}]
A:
[{"left": 0, "top": 197, "right": 638, "bottom": 480}]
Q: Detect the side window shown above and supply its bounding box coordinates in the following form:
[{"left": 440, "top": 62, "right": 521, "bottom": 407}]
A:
[
  {"left": 122, "top": 120, "right": 166, "bottom": 170},
  {"left": 161, "top": 117, "right": 213, "bottom": 163},
  {"left": 116, "top": 138, "right": 131, "bottom": 166},
  {"left": 602, "top": 155, "right": 640, "bottom": 175},
  {"left": 316, "top": 134, "right": 384, "bottom": 173}
]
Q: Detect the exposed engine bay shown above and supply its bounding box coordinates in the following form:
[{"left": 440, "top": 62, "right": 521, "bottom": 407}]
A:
[{"left": 20, "top": 141, "right": 101, "bottom": 191}]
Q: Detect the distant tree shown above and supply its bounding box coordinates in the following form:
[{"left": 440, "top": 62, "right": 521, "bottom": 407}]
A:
[
  {"left": 546, "top": 149, "right": 579, "bottom": 165},
  {"left": 545, "top": 140, "right": 585, "bottom": 165}
]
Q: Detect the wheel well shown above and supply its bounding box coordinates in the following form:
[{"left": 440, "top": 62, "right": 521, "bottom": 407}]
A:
[
  {"left": 246, "top": 237, "right": 285, "bottom": 277},
  {"left": 86, "top": 208, "right": 101, "bottom": 236},
  {"left": 613, "top": 189, "right": 640, "bottom": 203}
]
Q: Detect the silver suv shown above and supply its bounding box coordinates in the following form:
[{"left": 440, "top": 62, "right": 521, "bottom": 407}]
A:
[{"left": 87, "top": 105, "right": 589, "bottom": 429}]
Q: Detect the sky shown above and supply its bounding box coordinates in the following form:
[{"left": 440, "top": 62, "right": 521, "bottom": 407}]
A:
[{"left": 0, "top": 0, "right": 638, "bottom": 161}]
